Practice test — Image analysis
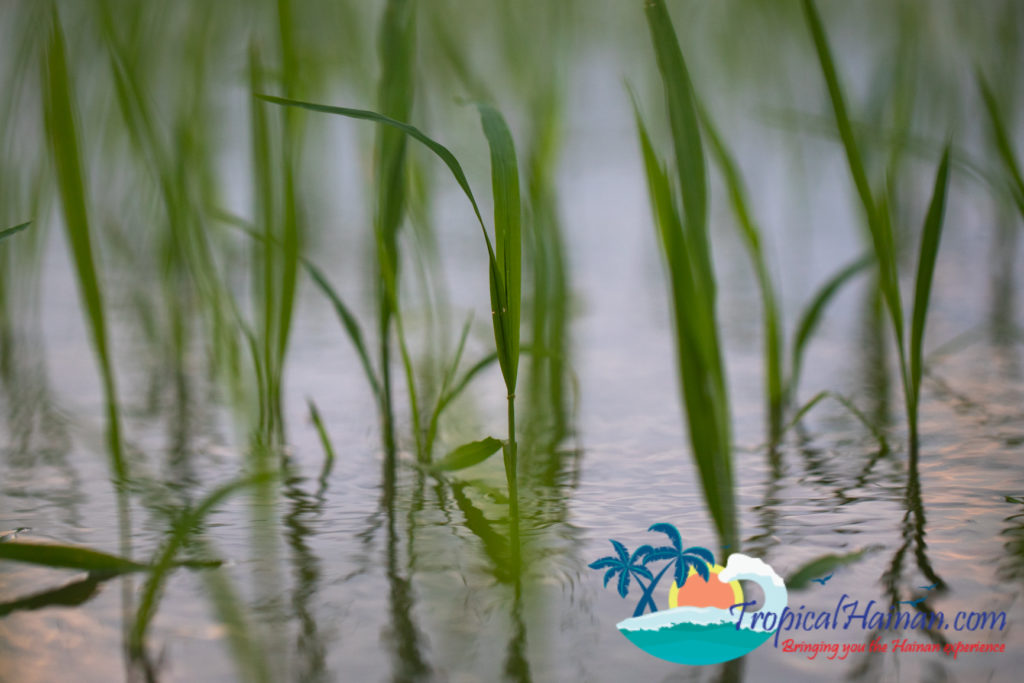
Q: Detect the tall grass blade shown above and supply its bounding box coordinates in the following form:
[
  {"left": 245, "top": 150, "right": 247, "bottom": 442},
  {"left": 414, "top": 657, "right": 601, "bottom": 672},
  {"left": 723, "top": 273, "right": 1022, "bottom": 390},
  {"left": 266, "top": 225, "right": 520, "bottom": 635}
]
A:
[
  {"left": 699, "top": 103, "right": 783, "bottom": 439},
  {"left": 0, "top": 222, "right": 30, "bottom": 241},
  {"left": 215, "top": 214, "right": 381, "bottom": 401},
  {"left": 909, "top": 147, "right": 951, "bottom": 411},
  {"left": 644, "top": 0, "right": 708, "bottom": 285},
  {"left": 637, "top": 1, "right": 737, "bottom": 551},
  {"left": 802, "top": 0, "right": 905, "bottom": 347},
  {"left": 477, "top": 103, "right": 522, "bottom": 393},
  {"left": 373, "top": 0, "right": 417, "bottom": 456},
  {"left": 475, "top": 102, "right": 523, "bottom": 571},
  {"left": 43, "top": 10, "right": 125, "bottom": 479}
]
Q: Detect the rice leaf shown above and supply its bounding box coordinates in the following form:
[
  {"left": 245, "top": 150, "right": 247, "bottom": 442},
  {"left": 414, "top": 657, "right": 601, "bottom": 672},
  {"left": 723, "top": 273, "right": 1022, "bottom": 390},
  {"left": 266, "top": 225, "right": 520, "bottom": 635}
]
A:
[
  {"left": 789, "top": 254, "right": 872, "bottom": 400},
  {"left": 476, "top": 103, "right": 522, "bottom": 393},
  {"left": 432, "top": 437, "right": 503, "bottom": 472},
  {"left": 699, "top": 102, "right": 783, "bottom": 438},
  {"left": 802, "top": 0, "right": 904, "bottom": 344},
  {"left": 644, "top": 0, "right": 708, "bottom": 282},
  {"left": 977, "top": 71, "right": 1024, "bottom": 218},
  {"left": 0, "top": 221, "right": 30, "bottom": 241},
  {"left": 215, "top": 214, "right": 381, "bottom": 401},
  {"left": 256, "top": 94, "right": 510, "bottom": 383},
  {"left": 43, "top": 10, "right": 125, "bottom": 480},
  {"left": 0, "top": 541, "right": 149, "bottom": 574},
  {"left": 308, "top": 399, "right": 336, "bottom": 485},
  {"left": 909, "top": 147, "right": 951, "bottom": 409},
  {"left": 633, "top": 6, "right": 737, "bottom": 550}
]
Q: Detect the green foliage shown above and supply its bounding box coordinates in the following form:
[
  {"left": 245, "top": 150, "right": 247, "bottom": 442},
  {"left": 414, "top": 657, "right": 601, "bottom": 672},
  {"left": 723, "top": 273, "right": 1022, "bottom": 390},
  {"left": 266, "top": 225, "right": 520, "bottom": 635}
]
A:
[
  {"left": 636, "top": 0, "right": 735, "bottom": 551},
  {"left": 977, "top": 71, "right": 1024, "bottom": 220},
  {"left": 0, "top": 541, "right": 149, "bottom": 574},
  {"left": 0, "top": 222, "right": 30, "bottom": 241},
  {"left": 42, "top": 10, "right": 125, "bottom": 480},
  {"left": 431, "top": 437, "right": 503, "bottom": 472},
  {"left": 803, "top": 0, "right": 952, "bottom": 454}
]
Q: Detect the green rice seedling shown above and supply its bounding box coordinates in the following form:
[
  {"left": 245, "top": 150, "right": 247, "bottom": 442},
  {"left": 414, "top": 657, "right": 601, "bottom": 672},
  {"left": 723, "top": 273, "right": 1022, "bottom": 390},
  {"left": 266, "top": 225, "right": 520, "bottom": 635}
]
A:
[
  {"left": 802, "top": 0, "right": 952, "bottom": 457},
  {"left": 248, "top": 43, "right": 303, "bottom": 447},
  {"left": 634, "top": 0, "right": 736, "bottom": 552},
  {"left": 977, "top": 71, "right": 1024, "bottom": 222},
  {"left": 42, "top": 9, "right": 126, "bottom": 482},
  {"left": 701, "top": 104, "right": 874, "bottom": 445},
  {"left": 97, "top": 0, "right": 249, "bottom": 435},
  {"left": 258, "top": 93, "right": 524, "bottom": 569},
  {"left": 308, "top": 399, "right": 337, "bottom": 490},
  {"left": 373, "top": 0, "right": 418, "bottom": 458}
]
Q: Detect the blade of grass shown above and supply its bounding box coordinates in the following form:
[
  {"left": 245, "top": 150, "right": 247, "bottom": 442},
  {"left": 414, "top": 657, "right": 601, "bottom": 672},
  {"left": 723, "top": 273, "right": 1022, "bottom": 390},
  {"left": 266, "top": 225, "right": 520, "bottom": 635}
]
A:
[
  {"left": 425, "top": 314, "right": 473, "bottom": 457},
  {"left": 698, "top": 102, "right": 784, "bottom": 441},
  {"left": 635, "top": 2, "right": 737, "bottom": 551},
  {"left": 978, "top": 71, "right": 1024, "bottom": 219},
  {"left": 214, "top": 213, "right": 381, "bottom": 401},
  {"left": 802, "top": 0, "right": 905, "bottom": 347},
  {"left": 0, "top": 542, "right": 148, "bottom": 574},
  {"left": 372, "top": 0, "right": 417, "bottom": 457},
  {"left": 0, "top": 221, "right": 31, "bottom": 241},
  {"left": 477, "top": 103, "right": 522, "bottom": 394},
  {"left": 475, "top": 102, "right": 523, "bottom": 572},
  {"left": 789, "top": 254, "right": 872, "bottom": 401},
  {"left": 308, "top": 399, "right": 336, "bottom": 486},
  {"left": 909, "top": 147, "right": 951, "bottom": 413},
  {"left": 431, "top": 437, "right": 503, "bottom": 472},
  {"left": 644, "top": 0, "right": 708, "bottom": 286},
  {"left": 43, "top": 10, "right": 125, "bottom": 480},
  {"left": 784, "top": 390, "right": 889, "bottom": 452}
]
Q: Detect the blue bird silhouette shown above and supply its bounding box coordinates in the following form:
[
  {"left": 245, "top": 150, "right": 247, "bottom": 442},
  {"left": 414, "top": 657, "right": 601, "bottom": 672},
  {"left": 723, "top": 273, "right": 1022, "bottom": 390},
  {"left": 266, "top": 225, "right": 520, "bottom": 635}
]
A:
[
  {"left": 810, "top": 573, "right": 833, "bottom": 586},
  {"left": 919, "top": 583, "right": 939, "bottom": 591},
  {"left": 899, "top": 597, "right": 926, "bottom": 606}
]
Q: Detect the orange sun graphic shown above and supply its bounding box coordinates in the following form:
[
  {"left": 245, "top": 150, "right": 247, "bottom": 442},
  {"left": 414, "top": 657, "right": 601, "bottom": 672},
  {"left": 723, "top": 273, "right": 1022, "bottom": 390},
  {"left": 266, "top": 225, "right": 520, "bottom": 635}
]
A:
[{"left": 668, "top": 564, "right": 743, "bottom": 610}]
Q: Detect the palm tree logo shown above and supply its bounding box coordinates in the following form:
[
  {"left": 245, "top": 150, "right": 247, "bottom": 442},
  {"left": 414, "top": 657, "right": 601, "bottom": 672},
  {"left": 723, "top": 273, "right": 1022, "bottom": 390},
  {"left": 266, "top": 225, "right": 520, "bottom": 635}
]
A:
[{"left": 589, "top": 523, "right": 714, "bottom": 617}]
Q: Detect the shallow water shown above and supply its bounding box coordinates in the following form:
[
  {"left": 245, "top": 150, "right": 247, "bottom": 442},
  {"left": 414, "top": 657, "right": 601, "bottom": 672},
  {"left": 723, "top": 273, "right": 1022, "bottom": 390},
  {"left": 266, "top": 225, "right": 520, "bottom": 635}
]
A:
[{"left": 3, "top": 1, "right": 1024, "bottom": 682}]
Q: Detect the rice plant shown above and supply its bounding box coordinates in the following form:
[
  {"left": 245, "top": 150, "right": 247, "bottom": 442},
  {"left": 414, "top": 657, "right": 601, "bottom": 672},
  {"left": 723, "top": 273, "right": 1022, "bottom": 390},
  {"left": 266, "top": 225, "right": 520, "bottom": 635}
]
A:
[
  {"left": 258, "top": 93, "right": 524, "bottom": 565},
  {"left": 802, "top": 0, "right": 952, "bottom": 457},
  {"left": 634, "top": 0, "right": 736, "bottom": 552},
  {"left": 698, "top": 102, "right": 871, "bottom": 445},
  {"left": 43, "top": 8, "right": 126, "bottom": 482}
]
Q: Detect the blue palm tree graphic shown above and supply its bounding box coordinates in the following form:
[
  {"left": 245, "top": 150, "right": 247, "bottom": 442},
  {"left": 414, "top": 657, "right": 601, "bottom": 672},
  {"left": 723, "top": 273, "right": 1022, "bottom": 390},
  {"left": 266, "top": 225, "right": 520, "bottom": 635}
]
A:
[
  {"left": 589, "top": 540, "right": 655, "bottom": 615},
  {"left": 589, "top": 524, "right": 716, "bottom": 617},
  {"left": 635, "top": 523, "right": 715, "bottom": 615}
]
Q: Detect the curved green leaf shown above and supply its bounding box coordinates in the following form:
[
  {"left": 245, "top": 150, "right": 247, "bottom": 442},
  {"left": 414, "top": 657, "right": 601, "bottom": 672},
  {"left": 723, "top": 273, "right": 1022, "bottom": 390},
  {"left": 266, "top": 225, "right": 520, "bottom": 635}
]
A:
[{"left": 433, "top": 437, "right": 503, "bottom": 472}]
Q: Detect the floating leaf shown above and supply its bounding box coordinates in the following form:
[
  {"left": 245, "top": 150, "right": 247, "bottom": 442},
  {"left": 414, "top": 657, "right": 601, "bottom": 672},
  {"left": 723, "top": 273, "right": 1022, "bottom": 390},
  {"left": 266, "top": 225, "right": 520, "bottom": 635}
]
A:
[{"left": 432, "top": 437, "right": 503, "bottom": 472}]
